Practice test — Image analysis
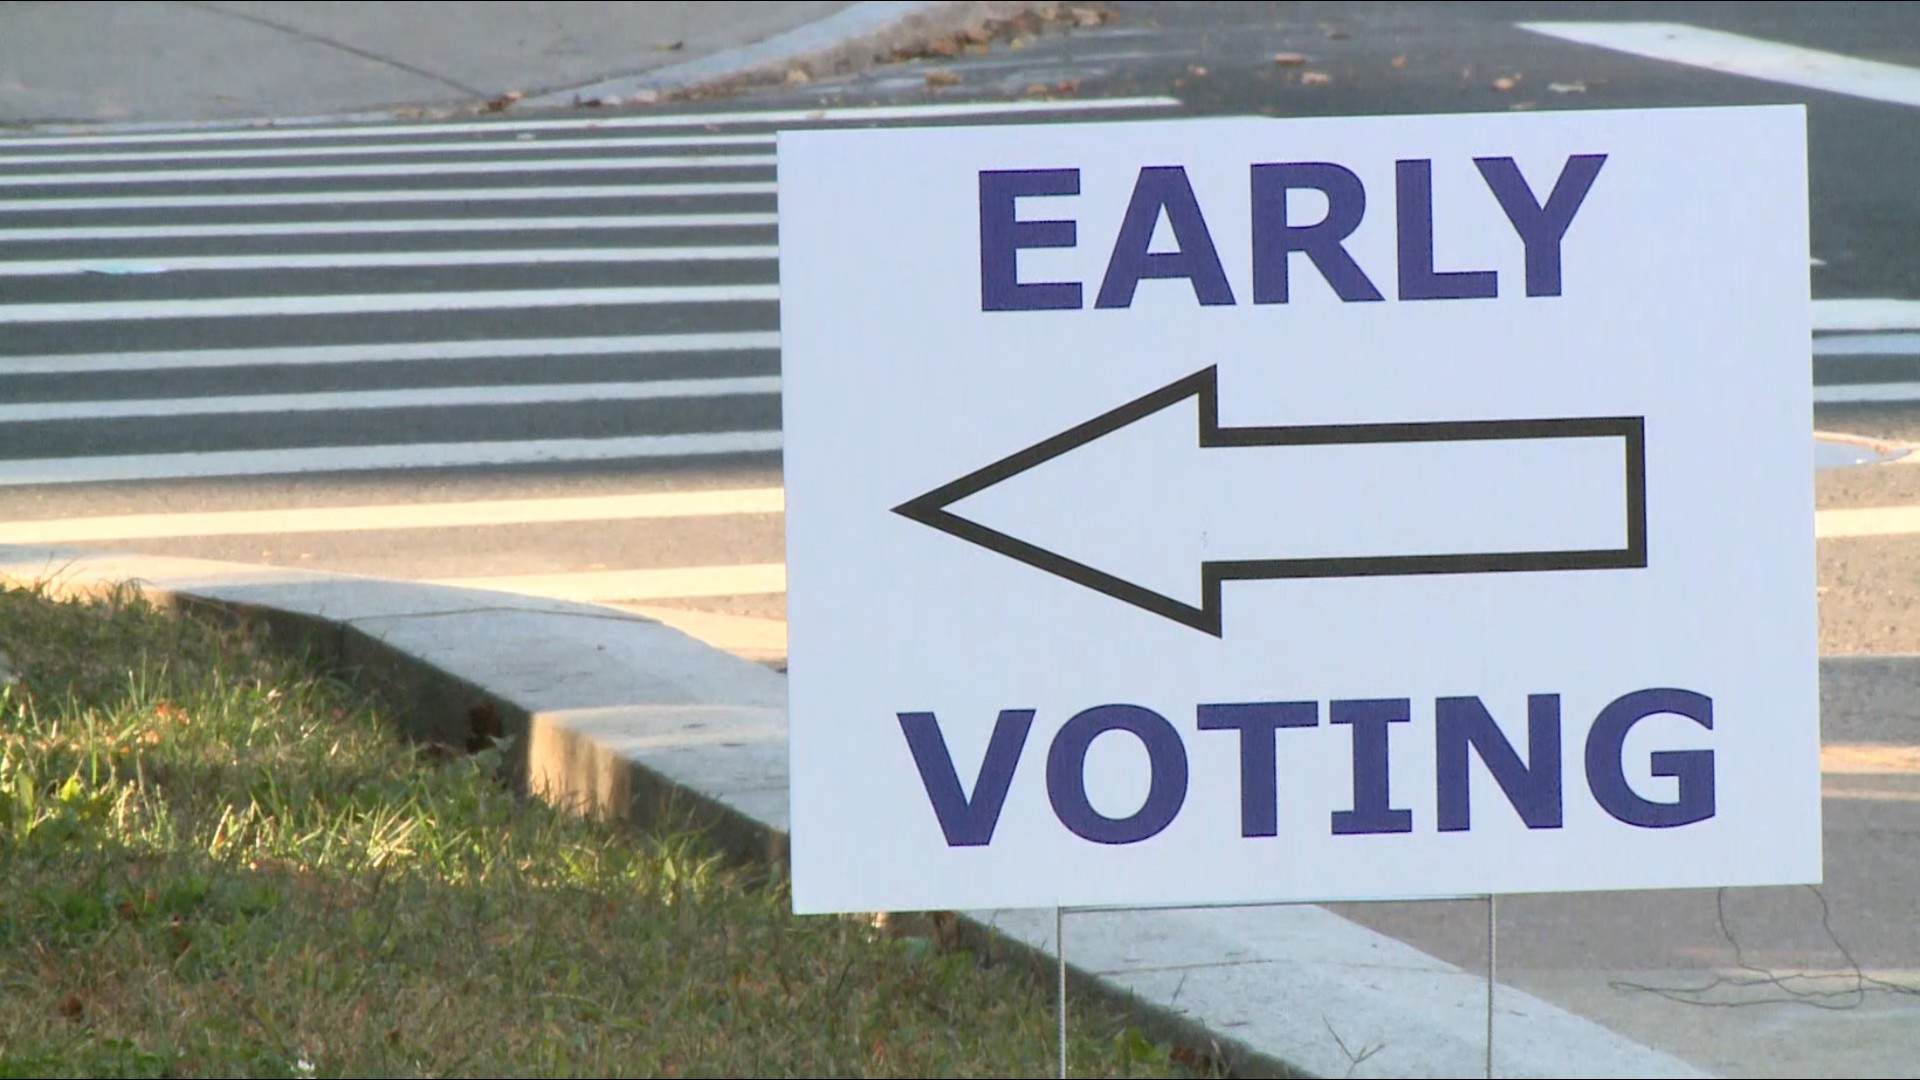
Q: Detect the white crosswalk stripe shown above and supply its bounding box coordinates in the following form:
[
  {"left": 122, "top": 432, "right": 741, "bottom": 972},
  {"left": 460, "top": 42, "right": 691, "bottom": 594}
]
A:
[
  {"left": 0, "top": 153, "right": 777, "bottom": 186},
  {"left": 0, "top": 182, "right": 777, "bottom": 212},
  {"left": 0, "top": 284, "right": 780, "bottom": 323},
  {"left": 0, "top": 332, "right": 780, "bottom": 375},
  {"left": 0, "top": 214, "right": 778, "bottom": 241},
  {"left": 0, "top": 247, "right": 776, "bottom": 275}
]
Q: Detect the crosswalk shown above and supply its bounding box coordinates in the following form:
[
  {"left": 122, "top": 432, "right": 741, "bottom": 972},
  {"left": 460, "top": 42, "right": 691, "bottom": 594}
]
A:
[
  {"left": 0, "top": 95, "right": 1179, "bottom": 662},
  {"left": 5, "top": 84, "right": 1920, "bottom": 665}
]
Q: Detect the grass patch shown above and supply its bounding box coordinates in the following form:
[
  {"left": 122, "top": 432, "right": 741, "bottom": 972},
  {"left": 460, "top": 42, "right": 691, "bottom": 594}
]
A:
[{"left": 0, "top": 582, "right": 1207, "bottom": 1078}]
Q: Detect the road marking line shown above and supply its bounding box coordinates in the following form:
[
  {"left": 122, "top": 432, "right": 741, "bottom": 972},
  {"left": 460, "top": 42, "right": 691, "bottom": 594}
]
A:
[
  {"left": 1817, "top": 505, "right": 1920, "bottom": 538},
  {"left": 0, "top": 182, "right": 774, "bottom": 212},
  {"left": 1813, "top": 299, "right": 1920, "bottom": 333},
  {"left": 431, "top": 564, "right": 786, "bottom": 602},
  {"left": 0, "top": 430, "right": 783, "bottom": 486},
  {"left": 1520, "top": 22, "right": 1920, "bottom": 108},
  {"left": 0, "top": 284, "right": 778, "bottom": 323},
  {"left": 0, "top": 376, "right": 779, "bottom": 422},
  {"left": 1815, "top": 382, "right": 1920, "bottom": 405},
  {"left": 1815, "top": 331, "right": 1920, "bottom": 356},
  {"left": 0, "top": 154, "right": 776, "bottom": 187},
  {"left": 1822, "top": 783, "right": 1920, "bottom": 803},
  {"left": 0, "top": 97, "right": 1182, "bottom": 148},
  {"left": 0, "top": 246, "right": 775, "bottom": 276},
  {"left": 0, "top": 331, "right": 779, "bottom": 375},
  {"left": 0, "top": 213, "right": 777, "bottom": 242},
  {"left": 0, "top": 132, "right": 774, "bottom": 166},
  {"left": 1822, "top": 743, "right": 1920, "bottom": 775},
  {"left": 0, "top": 488, "right": 785, "bottom": 543}
]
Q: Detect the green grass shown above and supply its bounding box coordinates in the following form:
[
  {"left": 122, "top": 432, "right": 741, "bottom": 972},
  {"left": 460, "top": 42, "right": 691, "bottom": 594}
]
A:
[{"left": 0, "top": 583, "right": 1207, "bottom": 1078}]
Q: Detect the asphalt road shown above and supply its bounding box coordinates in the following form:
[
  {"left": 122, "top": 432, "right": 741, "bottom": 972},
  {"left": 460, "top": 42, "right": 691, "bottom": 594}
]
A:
[{"left": 5, "top": 1, "right": 1920, "bottom": 664}]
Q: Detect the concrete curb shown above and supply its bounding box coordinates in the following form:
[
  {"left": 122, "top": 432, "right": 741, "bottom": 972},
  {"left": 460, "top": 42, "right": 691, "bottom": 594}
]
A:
[
  {"left": 0, "top": 544, "right": 1709, "bottom": 1079},
  {"left": 522, "top": 1, "right": 1038, "bottom": 108},
  {"left": 3, "top": 1, "right": 1037, "bottom": 138}
]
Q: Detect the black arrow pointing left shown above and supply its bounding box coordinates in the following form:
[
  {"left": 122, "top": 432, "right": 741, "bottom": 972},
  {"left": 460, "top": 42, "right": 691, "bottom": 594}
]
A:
[{"left": 894, "top": 366, "right": 1648, "bottom": 636}]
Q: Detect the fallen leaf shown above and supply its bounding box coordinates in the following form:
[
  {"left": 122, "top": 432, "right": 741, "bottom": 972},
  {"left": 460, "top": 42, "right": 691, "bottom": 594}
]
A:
[
  {"left": 1491, "top": 75, "right": 1519, "bottom": 91},
  {"left": 1025, "top": 82, "right": 1052, "bottom": 96},
  {"left": 966, "top": 42, "right": 990, "bottom": 55},
  {"left": 1391, "top": 53, "right": 1409, "bottom": 68},
  {"left": 1273, "top": 51, "right": 1309, "bottom": 66},
  {"left": 964, "top": 25, "right": 993, "bottom": 44},
  {"left": 925, "top": 70, "right": 962, "bottom": 87},
  {"left": 1189, "top": 64, "right": 1209, "bottom": 77},
  {"left": 483, "top": 89, "right": 524, "bottom": 112},
  {"left": 656, "top": 40, "right": 684, "bottom": 52},
  {"left": 1055, "top": 78, "right": 1082, "bottom": 93},
  {"left": 925, "top": 39, "right": 961, "bottom": 57},
  {"left": 1326, "top": 27, "right": 1352, "bottom": 40},
  {"left": 785, "top": 68, "right": 812, "bottom": 86},
  {"left": 1548, "top": 80, "right": 1588, "bottom": 93},
  {"left": 1069, "top": 5, "right": 1105, "bottom": 27},
  {"left": 58, "top": 994, "right": 83, "bottom": 1020},
  {"left": 634, "top": 89, "right": 661, "bottom": 104},
  {"left": 1301, "top": 70, "right": 1332, "bottom": 86}
]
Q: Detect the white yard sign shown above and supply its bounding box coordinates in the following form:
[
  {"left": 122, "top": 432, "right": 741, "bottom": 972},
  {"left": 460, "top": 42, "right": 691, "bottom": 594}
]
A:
[{"left": 778, "top": 106, "right": 1816, "bottom": 915}]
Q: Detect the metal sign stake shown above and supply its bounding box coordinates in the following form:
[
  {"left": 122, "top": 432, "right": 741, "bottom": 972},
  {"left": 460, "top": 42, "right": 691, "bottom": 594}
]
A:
[
  {"left": 1486, "top": 893, "right": 1499, "bottom": 1080},
  {"left": 1057, "top": 905, "right": 1069, "bottom": 1080}
]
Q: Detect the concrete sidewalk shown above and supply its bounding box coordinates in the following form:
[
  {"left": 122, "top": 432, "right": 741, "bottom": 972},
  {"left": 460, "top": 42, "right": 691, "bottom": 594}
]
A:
[{"left": 0, "top": 0, "right": 1001, "bottom": 126}]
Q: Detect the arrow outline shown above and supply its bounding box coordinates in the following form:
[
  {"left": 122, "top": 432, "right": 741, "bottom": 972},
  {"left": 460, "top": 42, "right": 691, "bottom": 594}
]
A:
[{"left": 893, "top": 366, "right": 1648, "bottom": 637}]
